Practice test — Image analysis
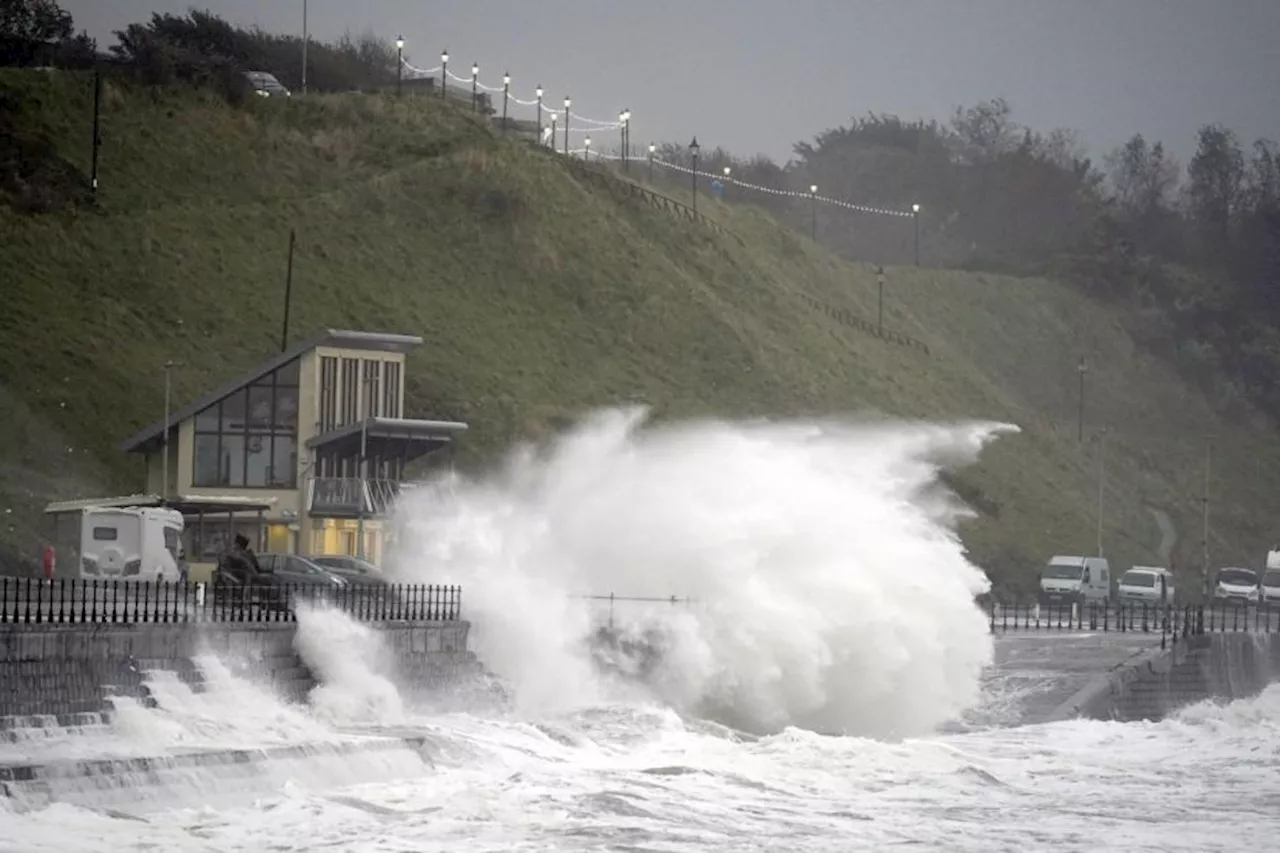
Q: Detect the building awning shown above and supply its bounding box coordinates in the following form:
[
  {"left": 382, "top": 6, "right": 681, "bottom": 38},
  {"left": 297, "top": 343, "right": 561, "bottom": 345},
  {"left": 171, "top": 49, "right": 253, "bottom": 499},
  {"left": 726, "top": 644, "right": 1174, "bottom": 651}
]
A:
[
  {"left": 306, "top": 417, "right": 468, "bottom": 462},
  {"left": 44, "top": 494, "right": 275, "bottom": 516}
]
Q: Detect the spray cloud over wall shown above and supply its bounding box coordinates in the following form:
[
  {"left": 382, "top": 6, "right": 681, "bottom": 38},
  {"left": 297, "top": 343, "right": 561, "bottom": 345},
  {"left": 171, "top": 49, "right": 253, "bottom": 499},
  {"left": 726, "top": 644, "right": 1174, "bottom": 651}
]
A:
[{"left": 392, "top": 407, "right": 1013, "bottom": 738}]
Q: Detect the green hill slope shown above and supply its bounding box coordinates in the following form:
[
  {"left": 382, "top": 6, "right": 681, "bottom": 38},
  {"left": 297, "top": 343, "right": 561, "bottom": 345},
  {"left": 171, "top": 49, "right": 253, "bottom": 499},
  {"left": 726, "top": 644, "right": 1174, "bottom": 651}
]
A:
[{"left": 2, "top": 68, "right": 1277, "bottom": 591}]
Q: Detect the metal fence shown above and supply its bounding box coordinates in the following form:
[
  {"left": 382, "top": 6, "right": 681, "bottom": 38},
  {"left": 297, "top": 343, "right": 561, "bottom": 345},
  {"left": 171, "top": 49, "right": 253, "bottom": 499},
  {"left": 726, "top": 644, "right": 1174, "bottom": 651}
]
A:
[
  {"left": 576, "top": 593, "right": 698, "bottom": 630},
  {"left": 0, "top": 577, "right": 462, "bottom": 625},
  {"left": 988, "top": 601, "right": 1280, "bottom": 648}
]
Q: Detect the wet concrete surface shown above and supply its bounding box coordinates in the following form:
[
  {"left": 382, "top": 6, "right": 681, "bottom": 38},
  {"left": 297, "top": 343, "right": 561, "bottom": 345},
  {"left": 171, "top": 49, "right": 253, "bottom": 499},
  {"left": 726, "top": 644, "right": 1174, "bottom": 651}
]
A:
[{"left": 958, "top": 630, "right": 1166, "bottom": 729}]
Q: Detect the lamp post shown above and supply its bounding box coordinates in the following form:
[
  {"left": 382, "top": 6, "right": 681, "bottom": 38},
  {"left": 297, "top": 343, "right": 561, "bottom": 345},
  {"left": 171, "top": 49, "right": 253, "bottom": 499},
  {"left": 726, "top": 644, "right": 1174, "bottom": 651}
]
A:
[
  {"left": 535, "top": 85, "right": 543, "bottom": 138},
  {"left": 395, "top": 35, "right": 404, "bottom": 97},
  {"left": 810, "top": 184, "right": 818, "bottom": 242},
  {"left": 301, "top": 0, "right": 308, "bottom": 96},
  {"left": 723, "top": 165, "right": 732, "bottom": 201},
  {"left": 1095, "top": 427, "right": 1108, "bottom": 557},
  {"left": 563, "top": 96, "right": 571, "bottom": 154},
  {"left": 161, "top": 360, "right": 181, "bottom": 503},
  {"left": 549, "top": 113, "right": 557, "bottom": 150},
  {"left": 584, "top": 135, "right": 592, "bottom": 162},
  {"left": 439, "top": 49, "right": 448, "bottom": 98},
  {"left": 877, "top": 266, "right": 886, "bottom": 334},
  {"left": 1202, "top": 436, "right": 1215, "bottom": 596},
  {"left": 648, "top": 142, "right": 655, "bottom": 182},
  {"left": 501, "top": 72, "right": 510, "bottom": 131},
  {"left": 1077, "top": 356, "right": 1088, "bottom": 442},
  {"left": 689, "top": 136, "right": 700, "bottom": 213},
  {"left": 620, "top": 109, "right": 631, "bottom": 170},
  {"left": 90, "top": 69, "right": 101, "bottom": 196},
  {"left": 911, "top": 202, "right": 921, "bottom": 266},
  {"left": 471, "top": 63, "right": 478, "bottom": 112},
  {"left": 356, "top": 373, "right": 376, "bottom": 560}
]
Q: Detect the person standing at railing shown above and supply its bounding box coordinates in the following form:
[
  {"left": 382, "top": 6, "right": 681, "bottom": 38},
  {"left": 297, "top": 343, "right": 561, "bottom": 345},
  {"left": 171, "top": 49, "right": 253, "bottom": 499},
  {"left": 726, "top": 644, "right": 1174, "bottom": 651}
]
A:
[{"left": 215, "top": 534, "right": 262, "bottom": 586}]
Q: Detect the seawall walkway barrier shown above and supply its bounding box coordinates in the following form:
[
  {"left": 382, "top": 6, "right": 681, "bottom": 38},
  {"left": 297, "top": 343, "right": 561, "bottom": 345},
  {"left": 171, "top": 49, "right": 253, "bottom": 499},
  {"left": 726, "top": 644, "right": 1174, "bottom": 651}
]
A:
[
  {"left": 0, "top": 577, "right": 462, "bottom": 625},
  {"left": 988, "top": 600, "right": 1280, "bottom": 648}
]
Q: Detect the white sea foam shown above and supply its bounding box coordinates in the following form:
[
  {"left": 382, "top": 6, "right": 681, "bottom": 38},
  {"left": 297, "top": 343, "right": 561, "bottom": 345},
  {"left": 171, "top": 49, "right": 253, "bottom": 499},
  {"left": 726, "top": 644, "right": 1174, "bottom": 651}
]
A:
[
  {"left": 389, "top": 406, "right": 1010, "bottom": 737},
  {"left": 293, "top": 604, "right": 406, "bottom": 726}
]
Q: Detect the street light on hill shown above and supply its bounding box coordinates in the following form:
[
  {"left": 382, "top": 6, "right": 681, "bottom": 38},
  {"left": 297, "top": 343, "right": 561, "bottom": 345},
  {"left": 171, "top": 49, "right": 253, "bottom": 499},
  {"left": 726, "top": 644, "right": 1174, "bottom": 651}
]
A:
[
  {"left": 395, "top": 36, "right": 404, "bottom": 97},
  {"left": 439, "top": 50, "right": 448, "bottom": 98},
  {"left": 1077, "top": 356, "right": 1088, "bottom": 442},
  {"left": 502, "top": 72, "right": 510, "bottom": 131},
  {"left": 535, "top": 85, "right": 543, "bottom": 137},
  {"left": 877, "top": 266, "right": 886, "bottom": 334},
  {"left": 620, "top": 109, "right": 631, "bottom": 171},
  {"left": 471, "top": 63, "right": 479, "bottom": 111},
  {"left": 301, "top": 0, "right": 308, "bottom": 95},
  {"left": 563, "top": 96, "right": 571, "bottom": 154},
  {"left": 809, "top": 184, "right": 818, "bottom": 242},
  {"left": 648, "top": 142, "right": 655, "bottom": 182},
  {"left": 689, "top": 137, "right": 700, "bottom": 213},
  {"left": 912, "top": 202, "right": 921, "bottom": 265}
]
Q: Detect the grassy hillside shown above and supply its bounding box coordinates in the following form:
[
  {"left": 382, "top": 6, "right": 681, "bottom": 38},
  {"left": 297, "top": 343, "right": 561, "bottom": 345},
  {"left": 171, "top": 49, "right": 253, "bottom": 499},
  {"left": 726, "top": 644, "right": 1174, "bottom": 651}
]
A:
[{"left": 2, "top": 68, "right": 1277, "bottom": 592}]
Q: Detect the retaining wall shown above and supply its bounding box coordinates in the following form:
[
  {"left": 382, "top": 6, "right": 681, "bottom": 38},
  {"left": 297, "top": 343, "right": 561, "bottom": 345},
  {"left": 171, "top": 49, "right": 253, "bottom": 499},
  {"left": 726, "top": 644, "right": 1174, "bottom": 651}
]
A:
[
  {"left": 0, "top": 621, "right": 480, "bottom": 721},
  {"left": 1051, "top": 633, "right": 1280, "bottom": 722}
]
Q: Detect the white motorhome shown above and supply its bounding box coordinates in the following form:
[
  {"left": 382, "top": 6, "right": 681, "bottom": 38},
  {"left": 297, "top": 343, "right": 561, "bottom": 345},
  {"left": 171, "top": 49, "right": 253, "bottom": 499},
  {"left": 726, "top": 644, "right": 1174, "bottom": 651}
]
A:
[
  {"left": 1263, "top": 550, "right": 1280, "bottom": 605},
  {"left": 56, "top": 506, "right": 185, "bottom": 582},
  {"left": 1039, "top": 555, "right": 1111, "bottom": 605},
  {"left": 1117, "top": 566, "right": 1175, "bottom": 606}
]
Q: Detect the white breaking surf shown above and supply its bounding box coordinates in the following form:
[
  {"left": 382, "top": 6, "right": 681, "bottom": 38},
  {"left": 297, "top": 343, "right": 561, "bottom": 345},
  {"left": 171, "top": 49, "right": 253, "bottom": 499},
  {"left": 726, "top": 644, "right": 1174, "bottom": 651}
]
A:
[{"left": 390, "top": 407, "right": 1012, "bottom": 737}]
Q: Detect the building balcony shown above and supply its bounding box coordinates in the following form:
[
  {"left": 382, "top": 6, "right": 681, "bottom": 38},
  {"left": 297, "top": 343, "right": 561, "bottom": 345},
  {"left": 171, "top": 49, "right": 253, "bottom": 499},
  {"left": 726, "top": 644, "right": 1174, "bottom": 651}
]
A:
[{"left": 307, "top": 477, "right": 402, "bottom": 518}]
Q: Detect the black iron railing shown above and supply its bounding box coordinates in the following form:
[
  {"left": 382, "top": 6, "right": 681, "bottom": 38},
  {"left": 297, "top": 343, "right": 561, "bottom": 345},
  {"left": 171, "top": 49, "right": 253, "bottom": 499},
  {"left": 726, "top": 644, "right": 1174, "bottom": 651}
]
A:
[
  {"left": 987, "top": 601, "right": 1280, "bottom": 648},
  {"left": 0, "top": 577, "right": 462, "bottom": 625}
]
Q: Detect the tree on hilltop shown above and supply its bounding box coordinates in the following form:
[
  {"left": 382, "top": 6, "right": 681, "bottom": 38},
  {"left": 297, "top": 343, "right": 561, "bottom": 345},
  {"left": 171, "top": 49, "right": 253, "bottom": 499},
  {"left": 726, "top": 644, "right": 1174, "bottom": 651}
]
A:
[{"left": 0, "top": 0, "right": 72, "bottom": 43}]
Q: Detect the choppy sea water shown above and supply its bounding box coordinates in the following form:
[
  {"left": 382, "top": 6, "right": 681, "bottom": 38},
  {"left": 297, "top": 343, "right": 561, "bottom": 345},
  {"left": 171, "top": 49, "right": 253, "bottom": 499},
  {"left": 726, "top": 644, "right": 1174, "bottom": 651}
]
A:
[{"left": 3, "top": 676, "right": 1278, "bottom": 852}]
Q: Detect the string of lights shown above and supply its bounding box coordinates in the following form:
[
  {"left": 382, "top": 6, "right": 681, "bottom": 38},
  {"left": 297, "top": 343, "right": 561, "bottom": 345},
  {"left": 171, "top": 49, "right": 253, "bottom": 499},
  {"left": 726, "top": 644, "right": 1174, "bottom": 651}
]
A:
[{"left": 396, "top": 51, "right": 914, "bottom": 219}]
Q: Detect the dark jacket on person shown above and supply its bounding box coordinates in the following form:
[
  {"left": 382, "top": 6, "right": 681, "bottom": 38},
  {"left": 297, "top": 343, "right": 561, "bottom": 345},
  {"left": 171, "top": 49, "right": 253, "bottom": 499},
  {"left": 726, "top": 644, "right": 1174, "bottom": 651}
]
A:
[{"left": 216, "top": 542, "right": 263, "bottom": 585}]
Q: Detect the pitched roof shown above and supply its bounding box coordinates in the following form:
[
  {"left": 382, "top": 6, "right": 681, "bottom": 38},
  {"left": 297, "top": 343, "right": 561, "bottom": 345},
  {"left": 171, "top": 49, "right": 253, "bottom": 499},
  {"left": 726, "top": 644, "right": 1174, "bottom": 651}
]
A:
[{"left": 118, "top": 329, "right": 423, "bottom": 454}]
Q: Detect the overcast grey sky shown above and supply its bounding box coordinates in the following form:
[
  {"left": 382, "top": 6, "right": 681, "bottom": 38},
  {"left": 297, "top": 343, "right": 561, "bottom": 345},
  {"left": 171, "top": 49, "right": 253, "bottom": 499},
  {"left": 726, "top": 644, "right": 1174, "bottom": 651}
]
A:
[{"left": 61, "top": 0, "right": 1280, "bottom": 166}]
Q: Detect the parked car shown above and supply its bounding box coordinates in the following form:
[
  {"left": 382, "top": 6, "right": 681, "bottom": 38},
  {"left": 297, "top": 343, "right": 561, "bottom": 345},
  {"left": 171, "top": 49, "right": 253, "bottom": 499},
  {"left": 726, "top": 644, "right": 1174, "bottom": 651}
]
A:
[
  {"left": 1211, "top": 567, "right": 1259, "bottom": 605},
  {"left": 1117, "top": 566, "right": 1175, "bottom": 606},
  {"left": 306, "top": 554, "right": 387, "bottom": 585},
  {"left": 242, "top": 71, "right": 291, "bottom": 98},
  {"left": 213, "top": 552, "right": 345, "bottom": 612}
]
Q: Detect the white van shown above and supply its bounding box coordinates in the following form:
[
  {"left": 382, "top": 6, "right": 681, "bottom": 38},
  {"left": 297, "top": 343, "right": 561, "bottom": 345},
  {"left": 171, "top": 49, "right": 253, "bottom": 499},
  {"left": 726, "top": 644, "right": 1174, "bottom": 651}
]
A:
[
  {"left": 1117, "top": 566, "right": 1175, "bottom": 606},
  {"left": 1039, "top": 555, "right": 1111, "bottom": 605},
  {"left": 78, "top": 507, "right": 185, "bottom": 582}
]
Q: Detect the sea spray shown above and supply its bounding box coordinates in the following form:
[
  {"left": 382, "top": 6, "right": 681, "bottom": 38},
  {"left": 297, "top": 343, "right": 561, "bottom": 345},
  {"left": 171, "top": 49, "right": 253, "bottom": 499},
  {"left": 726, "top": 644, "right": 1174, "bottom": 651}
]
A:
[
  {"left": 293, "top": 605, "right": 406, "bottom": 726},
  {"left": 391, "top": 406, "right": 1014, "bottom": 737}
]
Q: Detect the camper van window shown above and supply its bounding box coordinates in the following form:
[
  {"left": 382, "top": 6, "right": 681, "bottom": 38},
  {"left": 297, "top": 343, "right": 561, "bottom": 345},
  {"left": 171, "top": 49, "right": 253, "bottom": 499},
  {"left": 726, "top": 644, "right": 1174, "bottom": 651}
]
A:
[
  {"left": 1263, "top": 570, "right": 1280, "bottom": 587},
  {"left": 1121, "top": 571, "right": 1157, "bottom": 588},
  {"left": 1042, "top": 564, "right": 1083, "bottom": 580},
  {"left": 163, "top": 527, "right": 180, "bottom": 561},
  {"left": 92, "top": 526, "right": 118, "bottom": 541}
]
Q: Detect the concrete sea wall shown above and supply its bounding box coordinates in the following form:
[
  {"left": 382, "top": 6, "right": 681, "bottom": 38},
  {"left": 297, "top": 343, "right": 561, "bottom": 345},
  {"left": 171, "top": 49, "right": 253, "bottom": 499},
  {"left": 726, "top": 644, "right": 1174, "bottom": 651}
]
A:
[
  {"left": 0, "top": 621, "right": 480, "bottom": 721},
  {"left": 1051, "top": 633, "right": 1280, "bottom": 722}
]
